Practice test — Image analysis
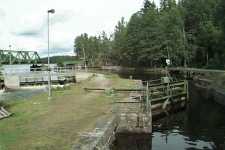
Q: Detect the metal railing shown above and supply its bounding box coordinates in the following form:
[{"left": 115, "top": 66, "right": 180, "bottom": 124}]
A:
[{"left": 2, "top": 67, "right": 76, "bottom": 76}]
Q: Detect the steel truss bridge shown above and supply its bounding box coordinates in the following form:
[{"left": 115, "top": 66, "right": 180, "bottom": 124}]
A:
[{"left": 0, "top": 49, "right": 40, "bottom": 65}]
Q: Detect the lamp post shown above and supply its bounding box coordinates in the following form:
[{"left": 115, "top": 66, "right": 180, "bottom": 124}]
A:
[{"left": 47, "top": 9, "right": 55, "bottom": 99}]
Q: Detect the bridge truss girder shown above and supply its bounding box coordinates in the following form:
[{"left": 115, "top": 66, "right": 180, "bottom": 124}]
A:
[{"left": 0, "top": 49, "right": 40, "bottom": 65}]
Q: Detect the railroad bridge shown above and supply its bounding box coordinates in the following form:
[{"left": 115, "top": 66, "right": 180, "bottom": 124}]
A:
[{"left": 0, "top": 49, "right": 40, "bottom": 65}]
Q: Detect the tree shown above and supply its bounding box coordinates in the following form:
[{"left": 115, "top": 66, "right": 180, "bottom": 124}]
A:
[
  {"left": 74, "top": 32, "right": 112, "bottom": 66},
  {"left": 142, "top": 0, "right": 154, "bottom": 12},
  {"left": 160, "top": 0, "right": 176, "bottom": 10},
  {"left": 182, "top": 0, "right": 223, "bottom": 67},
  {"left": 73, "top": 0, "right": 225, "bottom": 69},
  {"left": 74, "top": 33, "right": 89, "bottom": 57},
  {"left": 112, "top": 17, "right": 128, "bottom": 65},
  {"left": 159, "top": 0, "right": 185, "bottom": 66}
]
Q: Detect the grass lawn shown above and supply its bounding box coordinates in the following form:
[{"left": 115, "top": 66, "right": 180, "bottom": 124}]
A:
[{"left": 0, "top": 74, "right": 137, "bottom": 150}]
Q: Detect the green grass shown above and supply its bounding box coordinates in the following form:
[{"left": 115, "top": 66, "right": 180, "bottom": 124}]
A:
[{"left": 0, "top": 74, "right": 137, "bottom": 150}]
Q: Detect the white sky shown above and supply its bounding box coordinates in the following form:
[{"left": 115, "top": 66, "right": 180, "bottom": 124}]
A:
[{"left": 0, "top": 0, "right": 160, "bottom": 57}]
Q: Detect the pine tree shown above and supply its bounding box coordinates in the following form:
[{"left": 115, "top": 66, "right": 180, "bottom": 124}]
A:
[{"left": 160, "top": 0, "right": 176, "bottom": 10}]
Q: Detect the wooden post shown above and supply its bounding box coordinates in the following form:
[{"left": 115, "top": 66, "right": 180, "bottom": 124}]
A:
[
  {"left": 146, "top": 81, "right": 149, "bottom": 113},
  {"left": 186, "top": 80, "right": 189, "bottom": 101},
  {"left": 149, "top": 84, "right": 152, "bottom": 120}
]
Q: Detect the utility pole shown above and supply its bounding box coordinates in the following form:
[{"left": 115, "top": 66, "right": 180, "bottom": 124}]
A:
[
  {"left": 47, "top": 9, "right": 55, "bottom": 99},
  {"left": 82, "top": 48, "right": 87, "bottom": 72}
]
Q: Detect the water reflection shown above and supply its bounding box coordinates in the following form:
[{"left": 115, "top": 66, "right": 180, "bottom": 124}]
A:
[
  {"left": 152, "top": 131, "right": 215, "bottom": 150},
  {"left": 111, "top": 133, "right": 152, "bottom": 150},
  {"left": 153, "top": 92, "right": 225, "bottom": 150},
  {"left": 0, "top": 87, "right": 46, "bottom": 102}
]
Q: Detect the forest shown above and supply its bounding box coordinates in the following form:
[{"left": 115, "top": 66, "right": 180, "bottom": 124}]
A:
[{"left": 74, "top": 0, "right": 225, "bottom": 69}]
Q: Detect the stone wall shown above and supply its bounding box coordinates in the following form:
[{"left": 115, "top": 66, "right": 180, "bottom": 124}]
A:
[
  {"left": 189, "top": 81, "right": 225, "bottom": 107},
  {"left": 73, "top": 116, "right": 120, "bottom": 150}
]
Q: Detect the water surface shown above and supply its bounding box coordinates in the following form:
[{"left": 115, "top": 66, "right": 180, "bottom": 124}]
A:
[
  {"left": 153, "top": 106, "right": 225, "bottom": 150},
  {"left": 0, "top": 87, "right": 46, "bottom": 102}
]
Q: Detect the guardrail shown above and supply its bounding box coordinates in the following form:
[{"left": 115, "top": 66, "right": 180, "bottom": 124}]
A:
[{"left": 2, "top": 67, "right": 77, "bottom": 87}]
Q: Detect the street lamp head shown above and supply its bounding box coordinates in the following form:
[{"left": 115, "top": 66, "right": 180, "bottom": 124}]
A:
[{"left": 48, "top": 9, "right": 55, "bottom": 14}]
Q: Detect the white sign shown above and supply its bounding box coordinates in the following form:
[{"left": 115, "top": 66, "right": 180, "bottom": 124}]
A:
[{"left": 166, "top": 59, "right": 171, "bottom": 65}]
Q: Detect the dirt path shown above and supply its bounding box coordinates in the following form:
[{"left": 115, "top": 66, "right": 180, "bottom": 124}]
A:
[{"left": 75, "top": 72, "right": 94, "bottom": 82}]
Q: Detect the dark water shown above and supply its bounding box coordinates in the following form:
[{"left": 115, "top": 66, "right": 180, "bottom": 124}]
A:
[
  {"left": 114, "top": 70, "right": 225, "bottom": 150},
  {"left": 153, "top": 102, "right": 225, "bottom": 150},
  {"left": 0, "top": 87, "right": 46, "bottom": 102},
  {"left": 113, "top": 100, "right": 225, "bottom": 150}
]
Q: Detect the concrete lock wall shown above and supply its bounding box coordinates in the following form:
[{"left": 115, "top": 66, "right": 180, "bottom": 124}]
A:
[
  {"left": 189, "top": 81, "right": 225, "bottom": 107},
  {"left": 4, "top": 75, "right": 20, "bottom": 89}
]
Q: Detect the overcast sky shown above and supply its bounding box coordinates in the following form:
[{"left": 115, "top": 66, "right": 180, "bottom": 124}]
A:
[{"left": 0, "top": 0, "right": 160, "bottom": 57}]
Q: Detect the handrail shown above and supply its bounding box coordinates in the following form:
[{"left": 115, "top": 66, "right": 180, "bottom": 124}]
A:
[{"left": 169, "top": 67, "right": 225, "bottom": 74}]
